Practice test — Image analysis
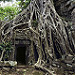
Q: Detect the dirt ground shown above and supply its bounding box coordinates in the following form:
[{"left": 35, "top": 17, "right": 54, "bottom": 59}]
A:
[
  {"left": 0, "top": 65, "right": 45, "bottom": 75},
  {"left": 0, "top": 65, "right": 75, "bottom": 75}
]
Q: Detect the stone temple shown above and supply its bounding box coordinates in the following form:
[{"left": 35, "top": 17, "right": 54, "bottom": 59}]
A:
[{"left": 0, "top": 21, "right": 39, "bottom": 65}]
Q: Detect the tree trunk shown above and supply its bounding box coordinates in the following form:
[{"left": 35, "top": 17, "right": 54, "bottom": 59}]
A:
[{"left": 0, "top": 0, "right": 75, "bottom": 74}]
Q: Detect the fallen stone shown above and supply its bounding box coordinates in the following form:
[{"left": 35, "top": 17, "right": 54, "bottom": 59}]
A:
[
  {"left": 2, "top": 67, "right": 10, "bottom": 71},
  {"left": 0, "top": 61, "right": 17, "bottom": 67}
]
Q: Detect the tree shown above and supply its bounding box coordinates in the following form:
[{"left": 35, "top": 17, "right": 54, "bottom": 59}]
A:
[
  {"left": 0, "top": 6, "right": 19, "bottom": 21},
  {"left": 0, "top": 0, "right": 75, "bottom": 74},
  {"left": 0, "top": 0, "right": 31, "bottom": 21}
]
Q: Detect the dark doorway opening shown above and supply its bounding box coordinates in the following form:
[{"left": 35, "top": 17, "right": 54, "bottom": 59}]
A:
[{"left": 15, "top": 45, "right": 27, "bottom": 65}]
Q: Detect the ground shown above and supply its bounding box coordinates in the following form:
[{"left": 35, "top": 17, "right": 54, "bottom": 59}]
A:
[
  {"left": 0, "top": 64, "right": 75, "bottom": 75},
  {"left": 0, "top": 65, "right": 45, "bottom": 75}
]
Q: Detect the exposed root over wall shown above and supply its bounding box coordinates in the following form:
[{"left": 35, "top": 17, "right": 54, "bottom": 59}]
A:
[{"left": 0, "top": 0, "right": 75, "bottom": 74}]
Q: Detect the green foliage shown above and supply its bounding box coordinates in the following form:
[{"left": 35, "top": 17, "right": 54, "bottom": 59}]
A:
[
  {"left": 18, "top": 0, "right": 31, "bottom": 11},
  {"left": 0, "top": 42, "right": 13, "bottom": 61},
  {"left": 0, "top": 0, "right": 31, "bottom": 21},
  {"left": 0, "top": 5, "right": 19, "bottom": 21}
]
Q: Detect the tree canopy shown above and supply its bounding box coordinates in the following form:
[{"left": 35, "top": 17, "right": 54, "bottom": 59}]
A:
[
  {"left": 0, "top": 6, "right": 19, "bottom": 21},
  {"left": 0, "top": 0, "right": 30, "bottom": 21}
]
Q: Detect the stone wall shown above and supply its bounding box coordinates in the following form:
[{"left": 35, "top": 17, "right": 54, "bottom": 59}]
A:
[{"left": 8, "top": 29, "right": 38, "bottom": 65}]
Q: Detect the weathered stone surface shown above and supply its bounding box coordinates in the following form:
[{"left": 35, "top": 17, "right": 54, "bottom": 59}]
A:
[{"left": 0, "top": 61, "right": 17, "bottom": 67}]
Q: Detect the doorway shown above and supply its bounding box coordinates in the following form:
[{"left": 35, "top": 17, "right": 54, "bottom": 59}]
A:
[{"left": 16, "top": 45, "right": 27, "bottom": 65}]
